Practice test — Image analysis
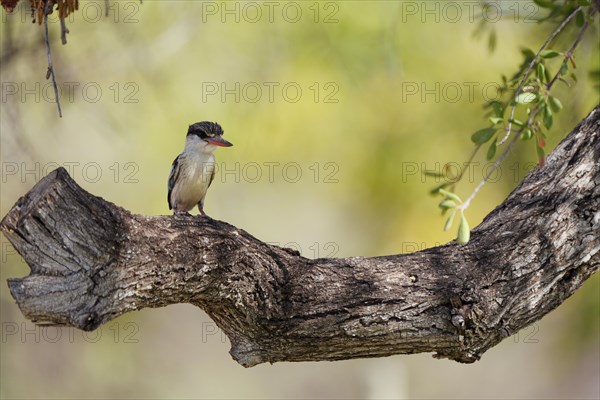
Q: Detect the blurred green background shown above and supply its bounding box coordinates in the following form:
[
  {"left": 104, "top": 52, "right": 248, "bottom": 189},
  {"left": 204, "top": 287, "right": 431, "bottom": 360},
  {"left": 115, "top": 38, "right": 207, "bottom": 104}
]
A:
[{"left": 1, "top": 1, "right": 599, "bottom": 399}]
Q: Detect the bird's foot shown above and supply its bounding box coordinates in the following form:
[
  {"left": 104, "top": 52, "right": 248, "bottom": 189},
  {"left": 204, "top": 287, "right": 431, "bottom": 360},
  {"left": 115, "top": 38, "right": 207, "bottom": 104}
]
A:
[
  {"left": 173, "top": 211, "right": 192, "bottom": 217},
  {"left": 198, "top": 211, "right": 211, "bottom": 218}
]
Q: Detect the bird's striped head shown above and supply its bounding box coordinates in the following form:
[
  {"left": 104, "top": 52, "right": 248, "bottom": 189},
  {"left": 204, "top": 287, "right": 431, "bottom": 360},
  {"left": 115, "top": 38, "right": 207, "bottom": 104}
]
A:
[{"left": 187, "top": 121, "right": 232, "bottom": 147}]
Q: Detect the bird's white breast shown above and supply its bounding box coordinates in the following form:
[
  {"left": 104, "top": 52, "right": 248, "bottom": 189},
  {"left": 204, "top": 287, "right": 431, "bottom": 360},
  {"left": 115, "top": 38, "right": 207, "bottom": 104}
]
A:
[{"left": 171, "top": 152, "right": 215, "bottom": 212}]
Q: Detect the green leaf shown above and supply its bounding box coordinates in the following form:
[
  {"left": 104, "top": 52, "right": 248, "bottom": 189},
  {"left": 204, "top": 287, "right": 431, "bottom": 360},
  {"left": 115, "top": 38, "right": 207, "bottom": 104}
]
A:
[
  {"left": 485, "top": 100, "right": 505, "bottom": 117},
  {"left": 544, "top": 66, "right": 553, "bottom": 83},
  {"left": 424, "top": 170, "right": 445, "bottom": 178},
  {"left": 509, "top": 118, "right": 524, "bottom": 127},
  {"left": 444, "top": 210, "right": 456, "bottom": 232},
  {"left": 439, "top": 199, "right": 457, "bottom": 209},
  {"left": 559, "top": 62, "right": 569, "bottom": 76},
  {"left": 457, "top": 214, "right": 470, "bottom": 244},
  {"left": 515, "top": 92, "right": 537, "bottom": 104},
  {"left": 570, "top": 72, "right": 578, "bottom": 83},
  {"left": 520, "top": 128, "right": 533, "bottom": 140},
  {"left": 537, "top": 63, "right": 546, "bottom": 83},
  {"left": 521, "top": 48, "right": 536, "bottom": 59},
  {"left": 540, "top": 50, "right": 560, "bottom": 58},
  {"left": 471, "top": 19, "right": 486, "bottom": 39},
  {"left": 543, "top": 106, "right": 553, "bottom": 129},
  {"left": 471, "top": 127, "right": 497, "bottom": 144},
  {"left": 549, "top": 96, "right": 563, "bottom": 112},
  {"left": 438, "top": 189, "right": 462, "bottom": 204},
  {"left": 489, "top": 117, "right": 503, "bottom": 125},
  {"left": 491, "top": 101, "right": 504, "bottom": 117},
  {"left": 488, "top": 29, "right": 497, "bottom": 53},
  {"left": 486, "top": 138, "right": 497, "bottom": 160},
  {"left": 429, "top": 182, "right": 451, "bottom": 196},
  {"left": 559, "top": 78, "right": 572, "bottom": 88},
  {"left": 575, "top": 10, "right": 585, "bottom": 27}
]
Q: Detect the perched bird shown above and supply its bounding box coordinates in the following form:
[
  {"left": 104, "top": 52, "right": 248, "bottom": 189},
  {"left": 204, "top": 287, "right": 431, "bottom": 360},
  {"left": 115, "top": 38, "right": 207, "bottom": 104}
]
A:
[{"left": 168, "top": 121, "right": 233, "bottom": 216}]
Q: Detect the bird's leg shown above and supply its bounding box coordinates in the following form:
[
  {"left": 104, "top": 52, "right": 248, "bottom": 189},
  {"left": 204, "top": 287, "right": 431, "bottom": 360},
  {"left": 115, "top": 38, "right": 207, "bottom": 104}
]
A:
[{"left": 197, "top": 200, "right": 209, "bottom": 218}]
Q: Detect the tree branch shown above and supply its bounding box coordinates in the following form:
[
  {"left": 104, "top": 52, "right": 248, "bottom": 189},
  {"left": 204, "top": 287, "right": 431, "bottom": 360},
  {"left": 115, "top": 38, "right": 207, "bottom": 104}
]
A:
[{"left": 1, "top": 106, "right": 599, "bottom": 367}]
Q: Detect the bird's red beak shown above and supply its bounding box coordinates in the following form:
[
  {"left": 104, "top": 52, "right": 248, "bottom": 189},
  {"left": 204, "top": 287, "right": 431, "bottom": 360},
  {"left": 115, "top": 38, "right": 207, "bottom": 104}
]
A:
[{"left": 207, "top": 136, "right": 233, "bottom": 147}]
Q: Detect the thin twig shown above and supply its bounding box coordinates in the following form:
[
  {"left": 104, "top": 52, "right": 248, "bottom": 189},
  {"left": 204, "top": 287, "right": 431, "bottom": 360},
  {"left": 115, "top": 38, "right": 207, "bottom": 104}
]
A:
[
  {"left": 60, "top": 16, "right": 69, "bottom": 45},
  {"left": 449, "top": 144, "right": 481, "bottom": 192},
  {"left": 460, "top": 108, "right": 539, "bottom": 211},
  {"left": 498, "top": 6, "right": 582, "bottom": 146},
  {"left": 546, "top": 13, "right": 593, "bottom": 89},
  {"left": 43, "top": 0, "right": 63, "bottom": 118}
]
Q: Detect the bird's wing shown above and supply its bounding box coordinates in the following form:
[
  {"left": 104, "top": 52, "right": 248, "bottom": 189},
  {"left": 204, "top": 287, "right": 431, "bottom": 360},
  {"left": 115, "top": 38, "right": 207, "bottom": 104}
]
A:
[
  {"left": 167, "top": 155, "right": 181, "bottom": 210},
  {"left": 208, "top": 167, "right": 215, "bottom": 190}
]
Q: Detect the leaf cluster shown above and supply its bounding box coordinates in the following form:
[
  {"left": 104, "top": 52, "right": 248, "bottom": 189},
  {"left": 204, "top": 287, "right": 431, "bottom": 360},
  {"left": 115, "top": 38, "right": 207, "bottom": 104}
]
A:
[{"left": 428, "top": 1, "right": 598, "bottom": 244}]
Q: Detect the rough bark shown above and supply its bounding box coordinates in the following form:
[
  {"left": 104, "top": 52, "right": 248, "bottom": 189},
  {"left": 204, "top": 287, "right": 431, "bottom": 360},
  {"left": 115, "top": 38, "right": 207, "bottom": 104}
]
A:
[{"left": 1, "top": 106, "right": 599, "bottom": 368}]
